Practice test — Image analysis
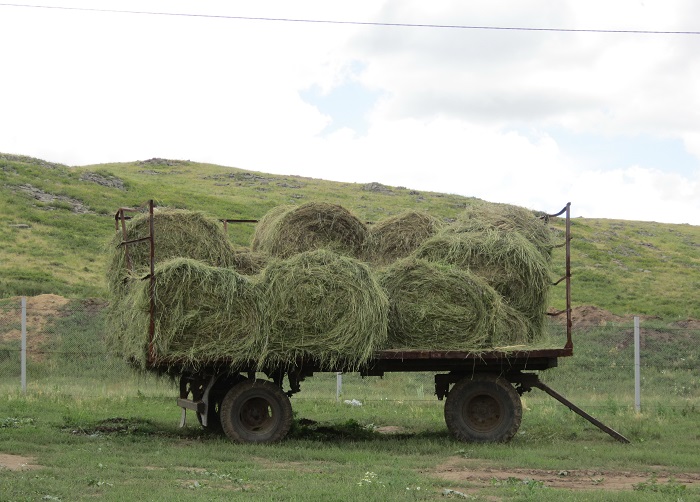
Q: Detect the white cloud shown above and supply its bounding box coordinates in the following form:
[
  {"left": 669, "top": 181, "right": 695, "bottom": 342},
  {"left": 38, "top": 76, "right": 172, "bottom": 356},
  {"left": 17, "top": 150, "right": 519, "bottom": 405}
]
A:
[{"left": 0, "top": 0, "right": 699, "bottom": 225}]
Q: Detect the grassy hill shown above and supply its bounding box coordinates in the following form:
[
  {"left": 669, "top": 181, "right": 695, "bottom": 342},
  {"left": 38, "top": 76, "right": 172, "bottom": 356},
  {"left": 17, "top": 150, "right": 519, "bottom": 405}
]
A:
[{"left": 1, "top": 153, "right": 698, "bottom": 319}]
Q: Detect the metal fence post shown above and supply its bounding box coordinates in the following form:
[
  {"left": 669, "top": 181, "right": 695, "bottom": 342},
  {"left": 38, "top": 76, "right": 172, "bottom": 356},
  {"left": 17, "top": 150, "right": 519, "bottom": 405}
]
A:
[
  {"left": 21, "top": 296, "right": 27, "bottom": 394},
  {"left": 336, "top": 372, "right": 342, "bottom": 401},
  {"left": 634, "top": 316, "right": 640, "bottom": 412}
]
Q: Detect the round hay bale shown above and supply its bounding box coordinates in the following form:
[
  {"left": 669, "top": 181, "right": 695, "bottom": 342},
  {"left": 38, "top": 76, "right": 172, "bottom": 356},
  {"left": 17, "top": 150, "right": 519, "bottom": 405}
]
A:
[
  {"left": 109, "top": 257, "right": 262, "bottom": 369},
  {"left": 415, "top": 230, "right": 551, "bottom": 341},
  {"left": 446, "top": 202, "right": 553, "bottom": 257},
  {"left": 250, "top": 202, "right": 368, "bottom": 259},
  {"left": 107, "top": 209, "right": 237, "bottom": 297},
  {"left": 366, "top": 210, "right": 443, "bottom": 265},
  {"left": 379, "top": 258, "right": 530, "bottom": 350},
  {"left": 259, "top": 249, "right": 388, "bottom": 370}
]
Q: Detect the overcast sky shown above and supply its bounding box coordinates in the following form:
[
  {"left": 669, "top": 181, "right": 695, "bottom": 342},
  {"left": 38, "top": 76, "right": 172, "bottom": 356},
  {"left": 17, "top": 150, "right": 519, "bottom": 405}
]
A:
[{"left": 1, "top": 1, "right": 699, "bottom": 224}]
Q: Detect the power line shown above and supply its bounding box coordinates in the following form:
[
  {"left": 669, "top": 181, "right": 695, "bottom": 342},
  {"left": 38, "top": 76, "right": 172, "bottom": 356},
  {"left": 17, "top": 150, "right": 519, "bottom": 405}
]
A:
[{"left": 1, "top": 2, "right": 700, "bottom": 35}]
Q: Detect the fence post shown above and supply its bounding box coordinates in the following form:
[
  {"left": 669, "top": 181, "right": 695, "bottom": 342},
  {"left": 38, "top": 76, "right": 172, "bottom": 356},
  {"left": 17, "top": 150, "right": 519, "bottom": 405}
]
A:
[
  {"left": 336, "top": 372, "right": 342, "bottom": 401},
  {"left": 634, "top": 316, "right": 640, "bottom": 412},
  {"left": 21, "top": 296, "right": 27, "bottom": 394}
]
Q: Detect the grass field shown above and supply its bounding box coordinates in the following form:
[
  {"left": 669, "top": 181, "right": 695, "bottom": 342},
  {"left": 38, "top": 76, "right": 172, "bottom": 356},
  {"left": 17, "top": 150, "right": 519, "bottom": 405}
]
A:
[
  {"left": 1, "top": 318, "right": 699, "bottom": 501},
  {"left": 1, "top": 385, "right": 699, "bottom": 501}
]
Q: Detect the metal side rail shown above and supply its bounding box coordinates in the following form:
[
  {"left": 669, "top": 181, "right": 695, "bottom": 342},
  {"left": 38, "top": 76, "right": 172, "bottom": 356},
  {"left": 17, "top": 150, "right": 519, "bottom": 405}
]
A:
[{"left": 515, "top": 373, "right": 630, "bottom": 444}]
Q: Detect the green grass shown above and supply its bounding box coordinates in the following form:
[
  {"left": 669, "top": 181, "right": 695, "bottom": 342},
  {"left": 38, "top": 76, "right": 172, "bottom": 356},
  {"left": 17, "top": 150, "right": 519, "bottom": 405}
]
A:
[{"left": 1, "top": 391, "right": 699, "bottom": 501}]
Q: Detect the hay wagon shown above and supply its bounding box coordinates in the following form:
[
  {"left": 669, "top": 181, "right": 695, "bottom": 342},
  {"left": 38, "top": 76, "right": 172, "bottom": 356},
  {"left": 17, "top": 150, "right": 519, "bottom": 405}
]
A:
[{"left": 113, "top": 201, "right": 628, "bottom": 444}]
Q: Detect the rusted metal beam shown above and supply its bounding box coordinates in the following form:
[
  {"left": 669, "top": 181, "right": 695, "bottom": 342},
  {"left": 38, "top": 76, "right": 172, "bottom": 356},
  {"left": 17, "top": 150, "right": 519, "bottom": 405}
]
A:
[
  {"left": 147, "top": 199, "right": 156, "bottom": 365},
  {"left": 529, "top": 376, "right": 630, "bottom": 443}
]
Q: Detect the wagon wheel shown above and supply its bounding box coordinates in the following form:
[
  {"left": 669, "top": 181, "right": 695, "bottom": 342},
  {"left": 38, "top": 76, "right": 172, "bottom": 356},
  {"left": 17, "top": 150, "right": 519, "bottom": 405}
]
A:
[
  {"left": 220, "top": 379, "right": 293, "bottom": 443},
  {"left": 444, "top": 374, "right": 522, "bottom": 443}
]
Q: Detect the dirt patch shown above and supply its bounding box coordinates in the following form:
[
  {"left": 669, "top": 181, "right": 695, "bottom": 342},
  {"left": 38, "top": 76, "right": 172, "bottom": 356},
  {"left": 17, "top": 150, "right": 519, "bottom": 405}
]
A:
[
  {"left": 374, "top": 425, "right": 407, "bottom": 435},
  {"left": 0, "top": 294, "right": 70, "bottom": 361},
  {"left": 673, "top": 318, "right": 700, "bottom": 330},
  {"left": 569, "top": 305, "right": 625, "bottom": 328},
  {"left": 0, "top": 453, "right": 41, "bottom": 471},
  {"left": 550, "top": 306, "right": 660, "bottom": 330},
  {"left": 252, "top": 456, "right": 330, "bottom": 474},
  {"left": 430, "top": 457, "right": 700, "bottom": 492}
]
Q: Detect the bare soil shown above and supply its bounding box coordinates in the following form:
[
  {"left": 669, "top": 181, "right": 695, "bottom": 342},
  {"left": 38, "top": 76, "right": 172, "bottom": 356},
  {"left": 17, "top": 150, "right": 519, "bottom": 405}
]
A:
[
  {"left": 430, "top": 457, "right": 700, "bottom": 492},
  {"left": 0, "top": 453, "right": 40, "bottom": 471},
  {"left": 0, "top": 294, "right": 69, "bottom": 361},
  {"left": 552, "top": 305, "right": 661, "bottom": 329}
]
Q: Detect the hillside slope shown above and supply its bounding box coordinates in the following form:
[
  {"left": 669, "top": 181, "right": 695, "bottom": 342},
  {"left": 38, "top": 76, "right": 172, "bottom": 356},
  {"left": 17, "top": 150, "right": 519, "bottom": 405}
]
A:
[{"left": 1, "top": 153, "right": 698, "bottom": 319}]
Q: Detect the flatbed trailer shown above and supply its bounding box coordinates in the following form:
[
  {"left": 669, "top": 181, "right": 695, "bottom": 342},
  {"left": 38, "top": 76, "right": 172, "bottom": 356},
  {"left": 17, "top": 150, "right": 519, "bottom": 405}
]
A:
[{"left": 114, "top": 201, "right": 629, "bottom": 444}]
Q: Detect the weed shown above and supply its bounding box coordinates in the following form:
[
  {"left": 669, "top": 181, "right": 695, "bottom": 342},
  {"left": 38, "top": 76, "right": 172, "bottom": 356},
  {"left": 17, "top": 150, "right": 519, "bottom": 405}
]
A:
[
  {"left": 633, "top": 476, "right": 687, "bottom": 496},
  {"left": 358, "top": 471, "right": 385, "bottom": 488},
  {"left": 0, "top": 416, "right": 35, "bottom": 428}
]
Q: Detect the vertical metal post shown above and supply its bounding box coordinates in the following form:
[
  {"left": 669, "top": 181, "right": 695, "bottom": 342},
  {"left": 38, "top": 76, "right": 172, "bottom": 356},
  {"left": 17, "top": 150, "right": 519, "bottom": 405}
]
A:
[
  {"left": 565, "top": 202, "right": 572, "bottom": 349},
  {"left": 336, "top": 372, "right": 342, "bottom": 402},
  {"left": 147, "top": 199, "right": 156, "bottom": 365},
  {"left": 21, "top": 296, "right": 27, "bottom": 394},
  {"left": 634, "top": 316, "right": 641, "bottom": 412}
]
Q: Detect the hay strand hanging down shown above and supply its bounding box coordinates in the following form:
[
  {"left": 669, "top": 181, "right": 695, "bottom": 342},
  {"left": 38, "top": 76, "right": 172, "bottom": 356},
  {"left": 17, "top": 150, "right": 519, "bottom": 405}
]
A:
[
  {"left": 110, "top": 257, "right": 262, "bottom": 370},
  {"left": 259, "top": 249, "right": 388, "bottom": 370},
  {"left": 379, "top": 258, "right": 530, "bottom": 351},
  {"left": 107, "top": 209, "right": 238, "bottom": 296},
  {"left": 251, "top": 202, "right": 368, "bottom": 259},
  {"left": 366, "top": 210, "right": 443, "bottom": 265}
]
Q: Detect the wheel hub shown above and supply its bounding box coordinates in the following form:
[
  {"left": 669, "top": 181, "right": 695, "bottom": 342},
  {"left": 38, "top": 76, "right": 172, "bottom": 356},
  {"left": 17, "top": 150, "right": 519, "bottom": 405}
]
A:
[
  {"left": 464, "top": 395, "right": 502, "bottom": 432},
  {"left": 240, "top": 397, "right": 273, "bottom": 431}
]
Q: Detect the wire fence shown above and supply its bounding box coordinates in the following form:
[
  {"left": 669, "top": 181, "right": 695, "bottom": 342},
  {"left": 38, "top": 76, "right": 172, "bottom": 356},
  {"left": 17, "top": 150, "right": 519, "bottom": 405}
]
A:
[{"left": 1, "top": 296, "right": 698, "bottom": 410}]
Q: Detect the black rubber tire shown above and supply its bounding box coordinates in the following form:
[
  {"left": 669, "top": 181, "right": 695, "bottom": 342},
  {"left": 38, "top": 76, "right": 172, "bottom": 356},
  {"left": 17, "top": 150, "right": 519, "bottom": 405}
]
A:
[
  {"left": 444, "top": 374, "right": 522, "bottom": 443},
  {"left": 220, "top": 379, "right": 293, "bottom": 443}
]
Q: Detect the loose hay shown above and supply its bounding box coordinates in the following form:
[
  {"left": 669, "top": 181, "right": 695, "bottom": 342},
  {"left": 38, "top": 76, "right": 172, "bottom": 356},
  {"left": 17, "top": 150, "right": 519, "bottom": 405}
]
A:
[
  {"left": 251, "top": 202, "right": 368, "bottom": 259},
  {"left": 111, "top": 258, "right": 262, "bottom": 369},
  {"left": 415, "top": 229, "right": 551, "bottom": 341},
  {"left": 380, "top": 258, "right": 530, "bottom": 350},
  {"left": 107, "top": 209, "right": 239, "bottom": 296},
  {"left": 366, "top": 210, "right": 443, "bottom": 265},
  {"left": 259, "top": 249, "right": 388, "bottom": 370},
  {"left": 228, "top": 249, "right": 269, "bottom": 276}
]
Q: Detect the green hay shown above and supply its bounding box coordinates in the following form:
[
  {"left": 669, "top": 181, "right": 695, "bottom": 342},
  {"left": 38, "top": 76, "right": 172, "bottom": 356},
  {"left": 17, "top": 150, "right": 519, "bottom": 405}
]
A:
[
  {"left": 251, "top": 202, "right": 368, "bottom": 259},
  {"left": 445, "top": 202, "right": 554, "bottom": 257},
  {"left": 229, "top": 248, "right": 269, "bottom": 276},
  {"left": 415, "top": 230, "right": 551, "bottom": 341},
  {"left": 366, "top": 210, "right": 443, "bottom": 265},
  {"left": 259, "top": 249, "right": 388, "bottom": 370},
  {"left": 107, "top": 209, "right": 239, "bottom": 297},
  {"left": 379, "top": 258, "right": 530, "bottom": 350},
  {"left": 109, "top": 257, "right": 262, "bottom": 370}
]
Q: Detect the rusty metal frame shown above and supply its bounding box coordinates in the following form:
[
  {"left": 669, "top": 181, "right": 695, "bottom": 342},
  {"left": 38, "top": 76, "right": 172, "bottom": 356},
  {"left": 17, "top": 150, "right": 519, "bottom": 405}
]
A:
[
  {"left": 114, "top": 199, "right": 156, "bottom": 364},
  {"left": 543, "top": 202, "right": 573, "bottom": 350}
]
